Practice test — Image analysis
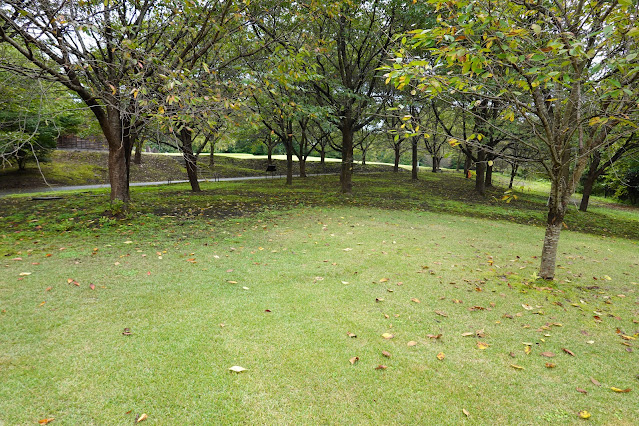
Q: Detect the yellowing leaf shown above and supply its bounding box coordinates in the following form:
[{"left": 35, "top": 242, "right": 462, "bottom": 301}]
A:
[
  {"left": 578, "top": 410, "right": 591, "bottom": 419},
  {"left": 611, "top": 387, "right": 631, "bottom": 393},
  {"left": 524, "top": 345, "right": 532, "bottom": 355},
  {"left": 545, "top": 363, "right": 556, "bottom": 368},
  {"left": 434, "top": 310, "right": 448, "bottom": 317},
  {"left": 382, "top": 333, "right": 394, "bottom": 339},
  {"left": 477, "top": 342, "right": 489, "bottom": 350},
  {"left": 462, "top": 408, "right": 470, "bottom": 417},
  {"left": 436, "top": 352, "right": 445, "bottom": 360},
  {"left": 38, "top": 418, "right": 55, "bottom": 425},
  {"left": 379, "top": 278, "right": 389, "bottom": 283},
  {"left": 510, "top": 364, "right": 524, "bottom": 370},
  {"left": 407, "top": 340, "right": 417, "bottom": 347},
  {"left": 411, "top": 298, "right": 421, "bottom": 303}
]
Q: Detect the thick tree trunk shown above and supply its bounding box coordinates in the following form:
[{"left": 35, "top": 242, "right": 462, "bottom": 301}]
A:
[
  {"left": 475, "top": 149, "right": 486, "bottom": 195},
  {"left": 320, "top": 147, "right": 326, "bottom": 166},
  {"left": 300, "top": 158, "right": 307, "bottom": 178},
  {"left": 133, "top": 132, "right": 142, "bottom": 165},
  {"left": 579, "top": 174, "right": 596, "bottom": 212},
  {"left": 540, "top": 200, "right": 566, "bottom": 280},
  {"left": 411, "top": 137, "right": 418, "bottom": 180},
  {"left": 393, "top": 147, "right": 400, "bottom": 173},
  {"left": 104, "top": 107, "right": 130, "bottom": 203},
  {"left": 179, "top": 127, "right": 201, "bottom": 192},
  {"left": 267, "top": 146, "right": 273, "bottom": 165},
  {"left": 340, "top": 117, "right": 354, "bottom": 193}
]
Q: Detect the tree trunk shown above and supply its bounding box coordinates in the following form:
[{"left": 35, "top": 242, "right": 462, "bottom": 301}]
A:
[
  {"left": 432, "top": 156, "right": 441, "bottom": 172},
  {"left": 539, "top": 203, "right": 566, "bottom": 280},
  {"left": 103, "top": 106, "right": 130, "bottom": 203},
  {"left": 340, "top": 117, "right": 354, "bottom": 193},
  {"left": 133, "top": 133, "right": 142, "bottom": 165},
  {"left": 579, "top": 153, "right": 602, "bottom": 212},
  {"left": 464, "top": 153, "right": 472, "bottom": 178},
  {"left": 267, "top": 145, "right": 273, "bottom": 165},
  {"left": 393, "top": 147, "right": 400, "bottom": 173},
  {"left": 209, "top": 141, "right": 215, "bottom": 167},
  {"left": 475, "top": 149, "right": 486, "bottom": 195},
  {"left": 179, "top": 127, "right": 201, "bottom": 192},
  {"left": 285, "top": 136, "right": 293, "bottom": 185},
  {"left": 320, "top": 146, "right": 326, "bottom": 166},
  {"left": 361, "top": 150, "right": 366, "bottom": 167},
  {"left": 509, "top": 163, "right": 518, "bottom": 189},
  {"left": 411, "top": 137, "right": 418, "bottom": 180},
  {"left": 300, "top": 158, "right": 307, "bottom": 178},
  {"left": 485, "top": 162, "right": 493, "bottom": 187}
]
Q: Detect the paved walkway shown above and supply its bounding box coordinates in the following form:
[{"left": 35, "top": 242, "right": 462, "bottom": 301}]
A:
[{"left": 0, "top": 174, "right": 293, "bottom": 198}]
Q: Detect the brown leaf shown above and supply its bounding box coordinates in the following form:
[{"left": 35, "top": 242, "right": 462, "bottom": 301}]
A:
[
  {"left": 476, "top": 329, "right": 486, "bottom": 338},
  {"left": 434, "top": 310, "right": 448, "bottom": 317},
  {"left": 461, "top": 332, "right": 474, "bottom": 337},
  {"left": 427, "top": 334, "right": 442, "bottom": 339},
  {"left": 38, "top": 419, "right": 55, "bottom": 425},
  {"left": 576, "top": 387, "right": 588, "bottom": 394},
  {"left": 469, "top": 306, "right": 485, "bottom": 311},
  {"left": 346, "top": 332, "right": 357, "bottom": 338},
  {"left": 375, "top": 364, "right": 387, "bottom": 370},
  {"left": 122, "top": 328, "right": 133, "bottom": 336},
  {"left": 509, "top": 352, "right": 516, "bottom": 358},
  {"left": 590, "top": 378, "right": 601, "bottom": 386},
  {"left": 382, "top": 350, "right": 392, "bottom": 358},
  {"left": 462, "top": 408, "right": 470, "bottom": 417},
  {"left": 264, "top": 309, "right": 271, "bottom": 312},
  {"left": 136, "top": 413, "right": 148, "bottom": 423},
  {"left": 540, "top": 351, "right": 556, "bottom": 358},
  {"left": 45, "top": 287, "right": 52, "bottom": 292},
  {"left": 349, "top": 356, "right": 359, "bottom": 365},
  {"left": 407, "top": 340, "right": 417, "bottom": 347},
  {"left": 411, "top": 298, "right": 421, "bottom": 303},
  {"left": 436, "top": 352, "right": 445, "bottom": 360},
  {"left": 562, "top": 348, "right": 575, "bottom": 356},
  {"left": 545, "top": 363, "right": 556, "bottom": 368},
  {"left": 477, "top": 342, "right": 489, "bottom": 350},
  {"left": 452, "top": 299, "right": 463, "bottom": 304},
  {"left": 89, "top": 283, "right": 95, "bottom": 290}
]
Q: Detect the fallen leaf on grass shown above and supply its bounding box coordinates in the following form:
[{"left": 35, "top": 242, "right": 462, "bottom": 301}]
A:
[
  {"left": 229, "top": 366, "right": 247, "bottom": 373},
  {"left": 477, "top": 342, "right": 489, "bottom": 350},
  {"left": 436, "top": 352, "right": 445, "bottom": 360},
  {"left": 611, "top": 387, "right": 631, "bottom": 393},
  {"left": 89, "top": 283, "right": 95, "bottom": 290},
  {"left": 510, "top": 364, "right": 524, "bottom": 370},
  {"left": 462, "top": 408, "right": 470, "bottom": 417},
  {"left": 540, "top": 351, "right": 555, "bottom": 358},
  {"left": 136, "top": 413, "right": 147, "bottom": 423},
  {"left": 411, "top": 298, "right": 421, "bottom": 303},
  {"left": 122, "top": 328, "right": 133, "bottom": 336},
  {"left": 45, "top": 287, "right": 52, "bottom": 292},
  {"left": 382, "top": 351, "right": 392, "bottom": 358},
  {"left": 578, "top": 410, "right": 591, "bottom": 419},
  {"left": 545, "top": 363, "right": 556, "bottom": 368},
  {"left": 427, "top": 334, "right": 442, "bottom": 339},
  {"left": 349, "top": 356, "right": 359, "bottom": 365},
  {"left": 375, "top": 365, "right": 387, "bottom": 370},
  {"left": 379, "top": 278, "right": 389, "bottom": 283},
  {"left": 524, "top": 345, "right": 532, "bottom": 355},
  {"left": 382, "top": 333, "right": 394, "bottom": 339},
  {"left": 38, "top": 418, "right": 54, "bottom": 425},
  {"left": 407, "top": 341, "right": 417, "bottom": 347},
  {"left": 576, "top": 387, "right": 588, "bottom": 394},
  {"left": 562, "top": 348, "right": 575, "bottom": 356},
  {"left": 375, "top": 298, "right": 384, "bottom": 302},
  {"left": 19, "top": 272, "right": 31, "bottom": 276},
  {"left": 461, "top": 332, "right": 474, "bottom": 337},
  {"left": 346, "top": 332, "right": 357, "bottom": 338},
  {"left": 434, "top": 310, "right": 448, "bottom": 317},
  {"left": 590, "top": 378, "right": 601, "bottom": 386}
]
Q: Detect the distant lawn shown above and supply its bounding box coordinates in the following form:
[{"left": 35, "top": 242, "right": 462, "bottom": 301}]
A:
[{"left": 1, "top": 172, "right": 638, "bottom": 424}]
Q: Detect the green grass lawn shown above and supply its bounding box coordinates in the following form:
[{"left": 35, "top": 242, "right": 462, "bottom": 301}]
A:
[{"left": 1, "top": 173, "right": 638, "bottom": 424}]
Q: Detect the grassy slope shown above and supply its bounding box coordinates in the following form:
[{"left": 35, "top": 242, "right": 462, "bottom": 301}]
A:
[{"left": 1, "top": 173, "right": 638, "bottom": 424}]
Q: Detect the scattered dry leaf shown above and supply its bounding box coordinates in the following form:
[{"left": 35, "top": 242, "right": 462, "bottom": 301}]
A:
[
  {"left": 122, "top": 328, "right": 132, "bottom": 336},
  {"left": 229, "top": 366, "right": 247, "bottom": 373},
  {"left": 477, "top": 342, "right": 489, "bottom": 350},
  {"left": 545, "top": 363, "right": 556, "bottom": 368},
  {"left": 407, "top": 341, "right": 417, "bottom": 347},
  {"left": 379, "top": 278, "right": 389, "bottom": 283},
  {"left": 540, "top": 351, "right": 556, "bottom": 358},
  {"left": 576, "top": 387, "right": 588, "bottom": 394},
  {"left": 375, "top": 365, "right": 387, "bottom": 370},
  {"left": 349, "top": 356, "right": 359, "bottom": 365},
  {"left": 562, "top": 348, "right": 575, "bottom": 356},
  {"left": 434, "top": 310, "right": 448, "bottom": 317},
  {"left": 382, "top": 350, "right": 392, "bottom": 358},
  {"left": 524, "top": 345, "right": 532, "bottom": 355},
  {"left": 411, "top": 298, "right": 421, "bottom": 303},
  {"left": 382, "top": 333, "right": 394, "bottom": 339},
  {"left": 510, "top": 364, "right": 524, "bottom": 370},
  {"left": 89, "top": 283, "right": 95, "bottom": 290},
  {"left": 462, "top": 408, "right": 470, "bottom": 417},
  {"left": 461, "top": 332, "right": 474, "bottom": 337},
  {"left": 347, "top": 332, "right": 357, "bottom": 338},
  {"left": 136, "top": 413, "right": 147, "bottom": 423},
  {"left": 38, "top": 418, "right": 54, "bottom": 425},
  {"left": 590, "top": 378, "right": 601, "bottom": 386},
  {"left": 436, "top": 352, "right": 445, "bottom": 360},
  {"left": 427, "top": 334, "right": 442, "bottom": 339}
]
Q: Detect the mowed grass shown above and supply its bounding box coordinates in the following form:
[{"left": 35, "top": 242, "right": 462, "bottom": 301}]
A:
[{"left": 1, "top": 173, "right": 639, "bottom": 424}]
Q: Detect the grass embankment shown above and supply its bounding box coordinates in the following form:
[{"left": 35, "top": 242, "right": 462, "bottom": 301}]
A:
[{"left": 1, "top": 173, "right": 638, "bottom": 424}]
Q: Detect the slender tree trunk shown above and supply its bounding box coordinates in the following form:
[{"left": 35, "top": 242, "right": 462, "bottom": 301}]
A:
[
  {"left": 456, "top": 151, "right": 461, "bottom": 172},
  {"left": 509, "top": 163, "right": 518, "bottom": 189},
  {"left": 300, "top": 157, "right": 307, "bottom": 178},
  {"left": 475, "top": 149, "right": 486, "bottom": 195},
  {"left": 285, "top": 136, "right": 293, "bottom": 185},
  {"left": 579, "top": 153, "right": 602, "bottom": 212},
  {"left": 411, "top": 137, "right": 418, "bottom": 180},
  {"left": 179, "top": 127, "right": 201, "bottom": 192},
  {"left": 464, "top": 153, "right": 472, "bottom": 178},
  {"left": 393, "top": 147, "right": 400, "bottom": 172},
  {"left": 133, "top": 132, "right": 142, "bottom": 165},
  {"left": 320, "top": 146, "right": 326, "bottom": 166},
  {"left": 485, "top": 162, "right": 493, "bottom": 187},
  {"left": 340, "top": 117, "right": 354, "bottom": 193}
]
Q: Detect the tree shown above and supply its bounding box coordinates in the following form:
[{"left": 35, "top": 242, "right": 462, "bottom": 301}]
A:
[{"left": 386, "top": 0, "right": 639, "bottom": 279}]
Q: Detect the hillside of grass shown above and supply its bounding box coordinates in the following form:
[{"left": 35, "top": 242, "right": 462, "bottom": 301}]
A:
[{"left": 1, "top": 173, "right": 638, "bottom": 424}]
